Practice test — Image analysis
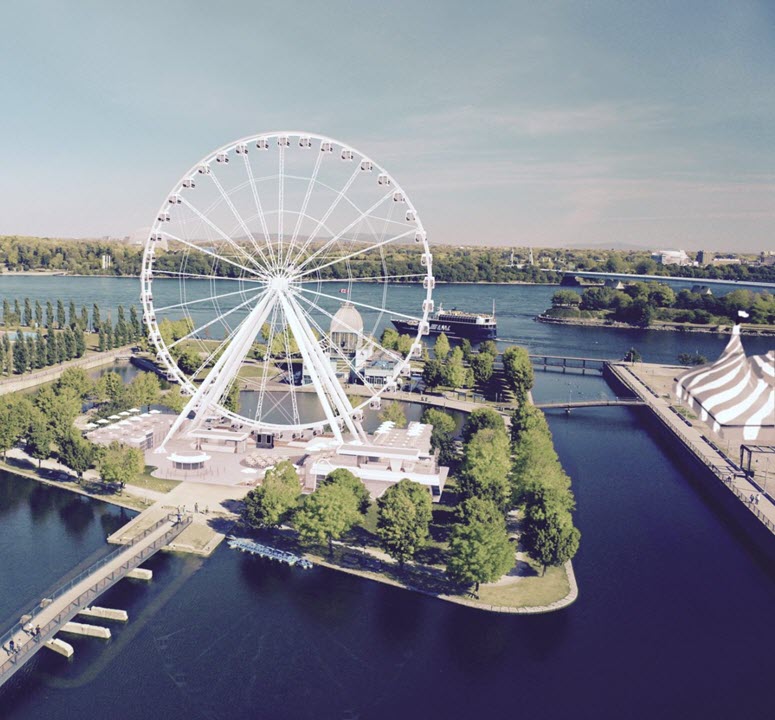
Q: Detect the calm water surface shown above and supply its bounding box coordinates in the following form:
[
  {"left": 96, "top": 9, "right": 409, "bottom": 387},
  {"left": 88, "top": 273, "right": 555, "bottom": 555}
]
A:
[{"left": 0, "top": 278, "right": 773, "bottom": 719}]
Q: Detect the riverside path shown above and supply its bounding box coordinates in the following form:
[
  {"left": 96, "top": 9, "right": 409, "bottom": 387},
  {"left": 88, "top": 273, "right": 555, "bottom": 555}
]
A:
[{"left": 0, "top": 513, "right": 191, "bottom": 689}]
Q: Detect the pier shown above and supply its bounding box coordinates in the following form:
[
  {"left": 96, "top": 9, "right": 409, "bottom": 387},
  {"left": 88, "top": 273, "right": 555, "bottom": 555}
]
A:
[
  {"left": 607, "top": 363, "right": 775, "bottom": 538},
  {"left": 0, "top": 513, "right": 191, "bottom": 689}
]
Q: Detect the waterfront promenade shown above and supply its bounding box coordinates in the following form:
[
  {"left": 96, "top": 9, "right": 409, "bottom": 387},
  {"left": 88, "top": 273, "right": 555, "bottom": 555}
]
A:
[{"left": 608, "top": 362, "right": 775, "bottom": 536}]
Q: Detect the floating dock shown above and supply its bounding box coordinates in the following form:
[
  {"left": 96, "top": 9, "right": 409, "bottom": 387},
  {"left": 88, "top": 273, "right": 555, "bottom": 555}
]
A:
[{"left": 227, "top": 536, "right": 313, "bottom": 569}]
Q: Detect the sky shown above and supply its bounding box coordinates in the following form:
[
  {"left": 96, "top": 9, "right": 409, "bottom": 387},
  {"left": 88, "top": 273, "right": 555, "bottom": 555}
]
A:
[{"left": 1, "top": 0, "right": 774, "bottom": 252}]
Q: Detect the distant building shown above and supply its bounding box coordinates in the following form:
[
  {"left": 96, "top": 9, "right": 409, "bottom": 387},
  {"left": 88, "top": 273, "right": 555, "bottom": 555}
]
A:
[
  {"left": 711, "top": 257, "right": 741, "bottom": 267},
  {"left": 696, "top": 250, "right": 710, "bottom": 265},
  {"left": 651, "top": 250, "right": 690, "bottom": 266},
  {"left": 759, "top": 251, "right": 775, "bottom": 267}
]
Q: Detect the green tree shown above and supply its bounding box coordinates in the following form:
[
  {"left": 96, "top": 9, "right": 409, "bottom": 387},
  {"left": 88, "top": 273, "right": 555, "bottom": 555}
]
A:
[
  {"left": 96, "top": 371, "right": 125, "bottom": 405},
  {"left": 479, "top": 340, "right": 498, "bottom": 357},
  {"left": 242, "top": 460, "right": 300, "bottom": 529},
  {"left": 551, "top": 290, "right": 581, "bottom": 307},
  {"left": 176, "top": 347, "right": 202, "bottom": 375},
  {"left": 521, "top": 492, "right": 580, "bottom": 575},
  {"left": 0, "top": 397, "right": 23, "bottom": 459},
  {"left": 380, "top": 327, "right": 399, "bottom": 350},
  {"left": 458, "top": 428, "right": 511, "bottom": 511},
  {"left": 295, "top": 482, "right": 361, "bottom": 554},
  {"left": 623, "top": 347, "right": 642, "bottom": 363},
  {"left": 26, "top": 409, "right": 53, "bottom": 468},
  {"left": 422, "top": 359, "right": 444, "bottom": 389},
  {"left": 128, "top": 372, "right": 161, "bottom": 409},
  {"left": 34, "top": 300, "right": 43, "bottom": 326},
  {"left": 161, "top": 385, "right": 187, "bottom": 413},
  {"left": 433, "top": 332, "right": 450, "bottom": 362},
  {"left": 469, "top": 352, "right": 494, "bottom": 384},
  {"left": 376, "top": 479, "right": 432, "bottom": 566},
  {"left": 446, "top": 515, "right": 514, "bottom": 593},
  {"left": 502, "top": 346, "right": 534, "bottom": 403},
  {"left": 23, "top": 297, "right": 32, "bottom": 326},
  {"left": 320, "top": 468, "right": 370, "bottom": 514},
  {"left": 56, "top": 299, "right": 66, "bottom": 329},
  {"left": 461, "top": 407, "right": 505, "bottom": 444},
  {"left": 68, "top": 300, "right": 78, "bottom": 328},
  {"left": 58, "top": 428, "right": 97, "bottom": 481},
  {"left": 379, "top": 401, "right": 407, "bottom": 428},
  {"left": 421, "top": 407, "right": 457, "bottom": 465},
  {"left": 92, "top": 303, "right": 101, "bottom": 332},
  {"left": 35, "top": 386, "right": 82, "bottom": 440},
  {"left": 98, "top": 441, "right": 144, "bottom": 490},
  {"left": 443, "top": 346, "right": 470, "bottom": 388},
  {"left": 56, "top": 367, "right": 94, "bottom": 399},
  {"left": 12, "top": 337, "right": 28, "bottom": 374},
  {"left": 45, "top": 300, "right": 54, "bottom": 329}
]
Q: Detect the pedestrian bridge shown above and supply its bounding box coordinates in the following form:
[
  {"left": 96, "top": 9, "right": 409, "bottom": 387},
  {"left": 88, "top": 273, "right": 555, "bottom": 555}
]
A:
[
  {"left": 0, "top": 513, "right": 191, "bottom": 689},
  {"left": 534, "top": 398, "right": 645, "bottom": 410}
]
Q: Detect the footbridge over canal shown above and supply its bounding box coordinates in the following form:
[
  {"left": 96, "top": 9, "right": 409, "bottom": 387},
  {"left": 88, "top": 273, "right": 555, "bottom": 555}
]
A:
[
  {"left": 534, "top": 398, "right": 645, "bottom": 410},
  {"left": 0, "top": 513, "right": 191, "bottom": 689}
]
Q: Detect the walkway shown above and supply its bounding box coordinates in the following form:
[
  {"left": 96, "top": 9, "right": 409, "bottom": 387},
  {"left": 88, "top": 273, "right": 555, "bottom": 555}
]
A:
[
  {"left": 0, "top": 344, "right": 134, "bottom": 396},
  {"left": 0, "top": 513, "right": 191, "bottom": 689},
  {"left": 535, "top": 398, "right": 645, "bottom": 410},
  {"left": 608, "top": 363, "right": 775, "bottom": 536}
]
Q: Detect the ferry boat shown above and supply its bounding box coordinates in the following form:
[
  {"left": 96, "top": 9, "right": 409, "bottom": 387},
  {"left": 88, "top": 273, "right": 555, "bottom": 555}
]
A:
[{"left": 392, "top": 303, "right": 497, "bottom": 342}]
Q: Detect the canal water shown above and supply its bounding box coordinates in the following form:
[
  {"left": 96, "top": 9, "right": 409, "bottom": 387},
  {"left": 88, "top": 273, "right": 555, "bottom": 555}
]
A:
[{"left": 0, "top": 278, "right": 773, "bottom": 718}]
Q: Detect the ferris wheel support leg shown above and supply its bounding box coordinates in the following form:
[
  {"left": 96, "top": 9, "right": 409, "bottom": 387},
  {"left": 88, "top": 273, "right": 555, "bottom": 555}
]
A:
[
  {"left": 286, "top": 297, "right": 363, "bottom": 442},
  {"left": 156, "top": 293, "right": 276, "bottom": 453},
  {"left": 278, "top": 293, "right": 346, "bottom": 444}
]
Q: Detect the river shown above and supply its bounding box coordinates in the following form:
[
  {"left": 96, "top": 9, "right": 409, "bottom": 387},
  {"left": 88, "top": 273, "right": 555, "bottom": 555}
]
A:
[{"left": 0, "top": 278, "right": 773, "bottom": 719}]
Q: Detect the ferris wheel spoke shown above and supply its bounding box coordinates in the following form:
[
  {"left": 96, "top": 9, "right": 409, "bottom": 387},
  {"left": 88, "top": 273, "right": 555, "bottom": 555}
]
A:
[
  {"left": 178, "top": 198, "right": 267, "bottom": 277},
  {"left": 293, "top": 228, "right": 417, "bottom": 280},
  {"left": 292, "top": 188, "right": 394, "bottom": 273},
  {"left": 281, "top": 302, "right": 301, "bottom": 427},
  {"left": 243, "top": 153, "right": 277, "bottom": 270},
  {"left": 153, "top": 284, "right": 265, "bottom": 314},
  {"left": 288, "top": 164, "right": 362, "bottom": 269},
  {"left": 160, "top": 231, "right": 266, "bottom": 280},
  {"left": 169, "top": 288, "right": 267, "bottom": 349},
  {"left": 150, "top": 269, "right": 264, "bottom": 284},
  {"left": 294, "top": 292, "right": 404, "bottom": 365},
  {"left": 208, "top": 167, "right": 273, "bottom": 271},
  {"left": 189, "top": 318, "right": 244, "bottom": 381},
  {"left": 277, "top": 144, "right": 286, "bottom": 270},
  {"left": 287, "top": 149, "right": 323, "bottom": 268},
  {"left": 295, "top": 285, "right": 423, "bottom": 323},
  {"left": 254, "top": 301, "right": 280, "bottom": 423}
]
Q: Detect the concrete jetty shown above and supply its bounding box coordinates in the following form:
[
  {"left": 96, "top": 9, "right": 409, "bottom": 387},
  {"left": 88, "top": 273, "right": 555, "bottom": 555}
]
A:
[
  {"left": 78, "top": 607, "right": 128, "bottom": 622},
  {"left": 44, "top": 638, "right": 74, "bottom": 658},
  {"left": 61, "top": 622, "right": 111, "bottom": 639},
  {"left": 607, "top": 362, "right": 775, "bottom": 538}
]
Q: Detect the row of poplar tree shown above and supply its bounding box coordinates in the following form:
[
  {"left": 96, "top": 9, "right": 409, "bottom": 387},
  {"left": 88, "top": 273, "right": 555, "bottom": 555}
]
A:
[{"left": 1, "top": 298, "right": 146, "bottom": 375}]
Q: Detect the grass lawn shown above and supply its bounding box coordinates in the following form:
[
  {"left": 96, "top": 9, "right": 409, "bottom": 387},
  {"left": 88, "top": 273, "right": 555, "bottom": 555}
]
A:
[
  {"left": 133, "top": 466, "right": 180, "bottom": 494},
  {"left": 477, "top": 560, "right": 571, "bottom": 608}
]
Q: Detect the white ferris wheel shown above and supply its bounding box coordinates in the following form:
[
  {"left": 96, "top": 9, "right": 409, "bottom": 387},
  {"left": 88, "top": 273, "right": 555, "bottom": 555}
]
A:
[{"left": 140, "top": 132, "right": 435, "bottom": 451}]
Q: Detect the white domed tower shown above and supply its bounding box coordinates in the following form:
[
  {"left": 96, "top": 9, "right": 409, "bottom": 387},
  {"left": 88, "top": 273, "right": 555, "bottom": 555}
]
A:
[{"left": 330, "top": 303, "right": 364, "bottom": 356}]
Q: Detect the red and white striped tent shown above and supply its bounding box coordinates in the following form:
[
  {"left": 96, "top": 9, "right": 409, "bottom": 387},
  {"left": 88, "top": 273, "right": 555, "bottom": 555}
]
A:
[{"left": 674, "top": 325, "right": 774, "bottom": 444}]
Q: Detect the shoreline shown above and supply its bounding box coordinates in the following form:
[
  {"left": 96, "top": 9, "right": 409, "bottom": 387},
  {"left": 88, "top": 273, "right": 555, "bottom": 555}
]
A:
[{"left": 535, "top": 314, "right": 775, "bottom": 336}]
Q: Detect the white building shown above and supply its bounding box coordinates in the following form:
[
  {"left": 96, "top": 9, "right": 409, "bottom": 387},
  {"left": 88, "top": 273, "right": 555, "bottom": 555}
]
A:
[{"left": 651, "top": 249, "right": 690, "bottom": 266}]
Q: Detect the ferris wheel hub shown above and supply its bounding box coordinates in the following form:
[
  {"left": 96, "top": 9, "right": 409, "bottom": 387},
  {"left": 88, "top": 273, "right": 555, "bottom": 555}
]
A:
[{"left": 268, "top": 274, "right": 294, "bottom": 292}]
